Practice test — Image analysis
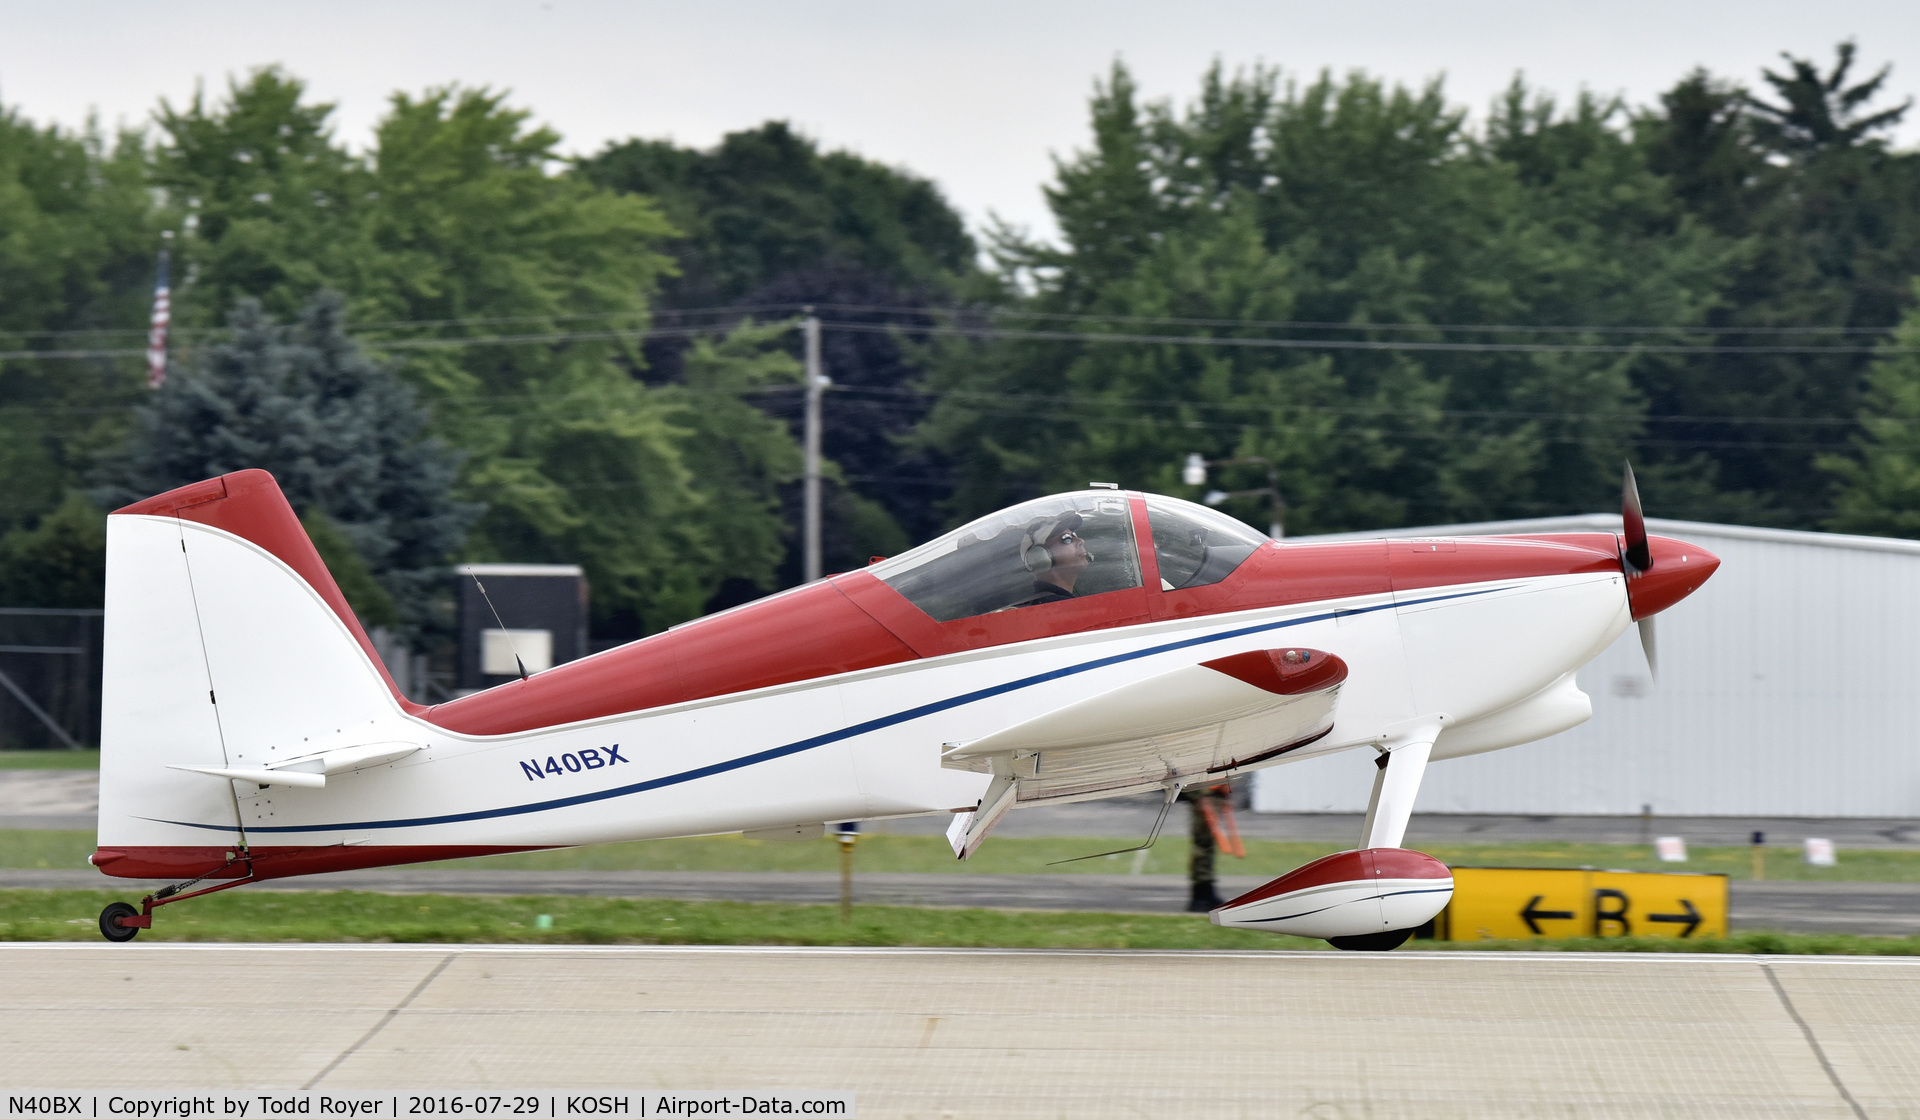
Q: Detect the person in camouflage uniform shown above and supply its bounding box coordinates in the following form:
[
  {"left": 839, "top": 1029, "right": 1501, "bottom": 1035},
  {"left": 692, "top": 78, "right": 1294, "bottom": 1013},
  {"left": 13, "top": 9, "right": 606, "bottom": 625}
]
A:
[{"left": 1182, "top": 783, "right": 1235, "bottom": 912}]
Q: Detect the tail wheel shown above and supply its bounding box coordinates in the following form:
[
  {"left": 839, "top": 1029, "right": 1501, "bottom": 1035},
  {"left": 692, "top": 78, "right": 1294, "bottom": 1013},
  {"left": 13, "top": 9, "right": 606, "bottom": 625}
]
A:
[
  {"left": 99, "top": 902, "right": 141, "bottom": 943},
  {"left": 1327, "top": 928, "right": 1415, "bottom": 952}
]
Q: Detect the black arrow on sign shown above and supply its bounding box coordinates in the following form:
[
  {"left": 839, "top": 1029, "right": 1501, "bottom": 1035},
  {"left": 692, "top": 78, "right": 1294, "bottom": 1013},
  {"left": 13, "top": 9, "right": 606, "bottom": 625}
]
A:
[
  {"left": 1647, "top": 899, "right": 1702, "bottom": 938},
  {"left": 1520, "top": 895, "right": 1575, "bottom": 935}
]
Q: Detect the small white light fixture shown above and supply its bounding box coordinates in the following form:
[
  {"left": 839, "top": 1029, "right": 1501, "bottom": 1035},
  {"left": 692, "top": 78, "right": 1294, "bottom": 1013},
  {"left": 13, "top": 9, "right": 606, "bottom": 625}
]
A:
[
  {"left": 1182, "top": 453, "right": 1207, "bottom": 487},
  {"left": 1203, "top": 490, "right": 1229, "bottom": 507}
]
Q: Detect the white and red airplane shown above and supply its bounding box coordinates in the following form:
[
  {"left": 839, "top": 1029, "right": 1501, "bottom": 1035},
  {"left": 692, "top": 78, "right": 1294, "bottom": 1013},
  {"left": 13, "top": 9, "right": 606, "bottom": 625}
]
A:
[{"left": 91, "top": 468, "right": 1717, "bottom": 948}]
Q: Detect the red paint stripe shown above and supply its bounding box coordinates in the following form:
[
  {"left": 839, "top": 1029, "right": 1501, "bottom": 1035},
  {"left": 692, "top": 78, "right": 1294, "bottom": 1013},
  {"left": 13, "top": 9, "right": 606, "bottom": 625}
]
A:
[
  {"left": 1219, "top": 847, "right": 1451, "bottom": 909},
  {"left": 423, "top": 578, "right": 919, "bottom": 735},
  {"left": 90, "top": 844, "right": 549, "bottom": 880},
  {"left": 113, "top": 469, "right": 426, "bottom": 714}
]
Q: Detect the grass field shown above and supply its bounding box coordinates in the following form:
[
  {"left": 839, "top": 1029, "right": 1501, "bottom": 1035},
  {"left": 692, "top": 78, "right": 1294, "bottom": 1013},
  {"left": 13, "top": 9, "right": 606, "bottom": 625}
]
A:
[
  {"left": 0, "top": 751, "right": 97, "bottom": 770},
  {"left": 6, "top": 888, "right": 1917, "bottom": 955},
  {"left": 9, "top": 828, "right": 1920, "bottom": 881}
]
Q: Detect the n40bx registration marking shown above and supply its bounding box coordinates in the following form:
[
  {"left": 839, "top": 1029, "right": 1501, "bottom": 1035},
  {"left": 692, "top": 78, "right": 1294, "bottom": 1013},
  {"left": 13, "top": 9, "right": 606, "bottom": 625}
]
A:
[{"left": 519, "top": 745, "right": 629, "bottom": 781}]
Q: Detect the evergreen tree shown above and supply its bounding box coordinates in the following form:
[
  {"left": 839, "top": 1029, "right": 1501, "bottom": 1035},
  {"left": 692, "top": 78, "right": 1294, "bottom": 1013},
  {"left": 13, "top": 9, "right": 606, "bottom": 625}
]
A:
[
  {"left": 0, "top": 494, "right": 110, "bottom": 609},
  {"left": 104, "top": 292, "right": 477, "bottom": 638},
  {"left": 1638, "top": 70, "right": 1765, "bottom": 234},
  {"left": 1748, "top": 42, "right": 1912, "bottom": 158},
  {"left": 1820, "top": 289, "right": 1920, "bottom": 537},
  {"left": 1641, "top": 43, "right": 1920, "bottom": 525}
]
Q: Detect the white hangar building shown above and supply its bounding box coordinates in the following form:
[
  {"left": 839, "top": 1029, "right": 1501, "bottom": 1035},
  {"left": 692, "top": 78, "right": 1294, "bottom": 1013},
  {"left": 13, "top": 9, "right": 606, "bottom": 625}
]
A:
[{"left": 1251, "top": 516, "right": 1920, "bottom": 818}]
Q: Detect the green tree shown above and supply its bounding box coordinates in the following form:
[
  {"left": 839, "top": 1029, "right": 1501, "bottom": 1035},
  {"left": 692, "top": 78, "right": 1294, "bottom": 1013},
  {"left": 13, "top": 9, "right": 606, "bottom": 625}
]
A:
[
  {"left": 1640, "top": 43, "right": 1920, "bottom": 525},
  {"left": 581, "top": 124, "right": 979, "bottom": 562},
  {"left": 148, "top": 75, "right": 813, "bottom": 630},
  {"left": 0, "top": 493, "right": 110, "bottom": 609},
  {"left": 151, "top": 68, "right": 364, "bottom": 325},
  {"left": 103, "top": 293, "right": 476, "bottom": 637},
  {"left": 1747, "top": 42, "right": 1913, "bottom": 158},
  {"left": 1638, "top": 70, "right": 1766, "bottom": 235},
  {"left": 920, "top": 63, "right": 1724, "bottom": 532},
  {"left": 579, "top": 121, "right": 974, "bottom": 307},
  {"left": 1820, "top": 289, "right": 1920, "bottom": 537},
  {"left": 0, "top": 105, "right": 161, "bottom": 545}
]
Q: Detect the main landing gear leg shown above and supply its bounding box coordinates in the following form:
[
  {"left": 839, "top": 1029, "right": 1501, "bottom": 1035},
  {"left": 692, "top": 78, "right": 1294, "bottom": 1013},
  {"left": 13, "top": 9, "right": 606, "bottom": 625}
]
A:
[
  {"left": 1359, "top": 735, "right": 1434, "bottom": 851},
  {"left": 1330, "top": 727, "right": 1439, "bottom": 952},
  {"left": 97, "top": 857, "right": 256, "bottom": 943}
]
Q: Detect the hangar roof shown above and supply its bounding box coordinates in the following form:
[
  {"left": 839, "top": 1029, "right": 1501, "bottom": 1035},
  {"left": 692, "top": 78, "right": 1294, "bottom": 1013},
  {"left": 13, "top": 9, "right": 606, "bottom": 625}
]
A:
[{"left": 1291, "top": 514, "right": 1920, "bottom": 558}]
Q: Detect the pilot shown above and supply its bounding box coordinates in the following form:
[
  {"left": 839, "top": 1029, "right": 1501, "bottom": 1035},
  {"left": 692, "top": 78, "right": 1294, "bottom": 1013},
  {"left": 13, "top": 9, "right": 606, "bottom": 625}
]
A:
[{"left": 1018, "top": 513, "right": 1093, "bottom": 604}]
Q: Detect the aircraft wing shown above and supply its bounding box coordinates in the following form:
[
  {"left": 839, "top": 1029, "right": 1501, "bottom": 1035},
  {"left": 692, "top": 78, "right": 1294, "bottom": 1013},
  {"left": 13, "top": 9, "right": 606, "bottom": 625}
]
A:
[{"left": 942, "top": 647, "right": 1347, "bottom": 857}]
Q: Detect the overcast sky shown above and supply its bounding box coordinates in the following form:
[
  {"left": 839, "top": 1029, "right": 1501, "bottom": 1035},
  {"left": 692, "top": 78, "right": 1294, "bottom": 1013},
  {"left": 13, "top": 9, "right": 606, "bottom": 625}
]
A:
[{"left": 4, "top": 1, "right": 1917, "bottom": 242}]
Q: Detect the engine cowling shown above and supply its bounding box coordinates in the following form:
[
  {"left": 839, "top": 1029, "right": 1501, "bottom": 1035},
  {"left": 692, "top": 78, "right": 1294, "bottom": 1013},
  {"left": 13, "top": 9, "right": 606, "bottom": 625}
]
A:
[{"left": 1210, "top": 848, "right": 1453, "bottom": 939}]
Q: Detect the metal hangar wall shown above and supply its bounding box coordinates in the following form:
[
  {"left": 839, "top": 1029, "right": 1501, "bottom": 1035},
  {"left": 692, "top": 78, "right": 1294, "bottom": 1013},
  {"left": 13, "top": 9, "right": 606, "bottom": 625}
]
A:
[{"left": 1251, "top": 516, "right": 1920, "bottom": 818}]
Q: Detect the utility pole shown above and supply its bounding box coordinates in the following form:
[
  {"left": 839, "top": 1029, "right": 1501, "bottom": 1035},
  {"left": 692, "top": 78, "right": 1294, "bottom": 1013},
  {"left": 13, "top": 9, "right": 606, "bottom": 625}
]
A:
[{"left": 802, "top": 311, "right": 826, "bottom": 583}]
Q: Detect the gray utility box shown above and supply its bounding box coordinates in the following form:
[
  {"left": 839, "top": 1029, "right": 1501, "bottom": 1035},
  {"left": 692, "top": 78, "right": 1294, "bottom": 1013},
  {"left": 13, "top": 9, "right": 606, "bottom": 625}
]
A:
[{"left": 455, "top": 563, "right": 588, "bottom": 693}]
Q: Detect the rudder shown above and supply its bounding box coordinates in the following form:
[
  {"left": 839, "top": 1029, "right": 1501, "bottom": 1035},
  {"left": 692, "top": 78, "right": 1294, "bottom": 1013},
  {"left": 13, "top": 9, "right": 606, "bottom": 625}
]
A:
[{"left": 95, "top": 471, "right": 419, "bottom": 869}]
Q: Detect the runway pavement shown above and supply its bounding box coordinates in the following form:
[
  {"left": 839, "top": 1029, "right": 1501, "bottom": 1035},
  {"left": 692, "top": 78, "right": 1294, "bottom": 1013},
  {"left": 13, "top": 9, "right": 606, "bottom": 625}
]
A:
[
  {"left": 13, "top": 868, "right": 1919, "bottom": 937},
  {"left": 2, "top": 942, "right": 1914, "bottom": 1117}
]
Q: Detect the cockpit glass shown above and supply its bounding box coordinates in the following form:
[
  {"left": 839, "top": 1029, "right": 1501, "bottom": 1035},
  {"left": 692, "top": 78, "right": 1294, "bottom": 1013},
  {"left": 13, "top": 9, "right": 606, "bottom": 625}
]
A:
[
  {"left": 870, "top": 492, "right": 1142, "bottom": 622},
  {"left": 1144, "top": 495, "right": 1269, "bottom": 590}
]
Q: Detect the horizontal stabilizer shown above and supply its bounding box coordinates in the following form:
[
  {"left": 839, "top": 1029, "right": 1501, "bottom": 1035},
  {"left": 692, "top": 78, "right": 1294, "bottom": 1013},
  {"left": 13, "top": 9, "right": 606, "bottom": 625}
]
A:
[
  {"left": 942, "top": 647, "right": 1346, "bottom": 807},
  {"left": 266, "top": 741, "right": 423, "bottom": 776},
  {"left": 168, "top": 741, "right": 423, "bottom": 790},
  {"left": 170, "top": 765, "right": 326, "bottom": 789}
]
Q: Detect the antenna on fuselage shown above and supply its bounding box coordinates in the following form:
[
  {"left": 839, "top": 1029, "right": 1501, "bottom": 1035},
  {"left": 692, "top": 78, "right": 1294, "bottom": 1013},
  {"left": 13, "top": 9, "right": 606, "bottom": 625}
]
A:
[{"left": 469, "top": 573, "right": 529, "bottom": 682}]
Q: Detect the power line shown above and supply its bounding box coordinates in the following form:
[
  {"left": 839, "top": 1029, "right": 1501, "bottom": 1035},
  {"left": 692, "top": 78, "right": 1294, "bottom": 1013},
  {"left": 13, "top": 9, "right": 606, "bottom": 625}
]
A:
[
  {"left": 0, "top": 377, "right": 1863, "bottom": 436},
  {"left": 0, "top": 303, "right": 789, "bottom": 341},
  {"left": 795, "top": 302, "right": 1906, "bottom": 337},
  {"left": 833, "top": 320, "right": 1914, "bottom": 356},
  {"left": 832, "top": 384, "right": 1873, "bottom": 428},
  {"left": 4, "top": 297, "right": 1910, "bottom": 344},
  {"left": 901, "top": 399, "right": 1854, "bottom": 453},
  {"left": 3, "top": 315, "right": 1912, "bottom": 362}
]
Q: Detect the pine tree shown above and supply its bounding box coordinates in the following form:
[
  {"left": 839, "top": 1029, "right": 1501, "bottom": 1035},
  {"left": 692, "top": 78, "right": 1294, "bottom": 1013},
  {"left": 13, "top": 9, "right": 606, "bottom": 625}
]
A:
[
  {"left": 1821, "top": 291, "right": 1920, "bottom": 538},
  {"left": 103, "top": 292, "right": 478, "bottom": 637}
]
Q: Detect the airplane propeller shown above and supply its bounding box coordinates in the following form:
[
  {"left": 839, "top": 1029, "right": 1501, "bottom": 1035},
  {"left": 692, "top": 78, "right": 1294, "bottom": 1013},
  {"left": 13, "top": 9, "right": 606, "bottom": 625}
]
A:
[{"left": 1622, "top": 463, "right": 1656, "bottom": 679}]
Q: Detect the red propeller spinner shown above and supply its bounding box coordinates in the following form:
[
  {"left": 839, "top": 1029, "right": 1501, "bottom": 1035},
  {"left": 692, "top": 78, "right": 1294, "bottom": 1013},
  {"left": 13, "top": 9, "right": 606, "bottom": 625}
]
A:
[{"left": 1619, "top": 463, "right": 1721, "bottom": 675}]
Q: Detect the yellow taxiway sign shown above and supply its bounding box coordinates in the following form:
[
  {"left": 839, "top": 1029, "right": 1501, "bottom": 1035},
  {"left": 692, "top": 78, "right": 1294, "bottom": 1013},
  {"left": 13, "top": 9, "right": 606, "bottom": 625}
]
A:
[{"left": 1432, "top": 867, "right": 1728, "bottom": 941}]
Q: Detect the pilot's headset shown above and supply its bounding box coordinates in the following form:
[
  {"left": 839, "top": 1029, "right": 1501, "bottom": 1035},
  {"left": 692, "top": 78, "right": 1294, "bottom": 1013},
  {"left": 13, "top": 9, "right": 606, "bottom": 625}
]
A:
[{"left": 1020, "top": 512, "right": 1088, "bottom": 573}]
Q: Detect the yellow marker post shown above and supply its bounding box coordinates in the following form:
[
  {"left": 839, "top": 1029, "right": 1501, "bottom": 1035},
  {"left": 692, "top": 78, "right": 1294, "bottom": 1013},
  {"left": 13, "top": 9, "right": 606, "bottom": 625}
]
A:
[
  {"left": 1432, "top": 867, "right": 1728, "bottom": 941},
  {"left": 833, "top": 822, "right": 860, "bottom": 922}
]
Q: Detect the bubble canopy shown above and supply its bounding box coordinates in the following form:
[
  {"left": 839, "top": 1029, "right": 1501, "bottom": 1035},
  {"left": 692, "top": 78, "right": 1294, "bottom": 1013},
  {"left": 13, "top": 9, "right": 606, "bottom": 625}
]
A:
[
  {"left": 868, "top": 490, "right": 1271, "bottom": 623},
  {"left": 869, "top": 491, "right": 1142, "bottom": 622},
  {"left": 1142, "top": 493, "right": 1270, "bottom": 590}
]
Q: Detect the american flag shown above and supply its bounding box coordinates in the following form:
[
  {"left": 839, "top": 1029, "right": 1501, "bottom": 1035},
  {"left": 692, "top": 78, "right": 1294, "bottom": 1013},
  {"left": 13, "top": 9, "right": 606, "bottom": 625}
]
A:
[{"left": 145, "top": 246, "right": 171, "bottom": 389}]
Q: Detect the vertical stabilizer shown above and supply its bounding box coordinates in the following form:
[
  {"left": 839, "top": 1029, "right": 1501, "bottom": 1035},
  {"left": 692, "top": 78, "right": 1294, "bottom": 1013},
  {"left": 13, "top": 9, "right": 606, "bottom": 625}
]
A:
[
  {"left": 96, "top": 513, "right": 237, "bottom": 850},
  {"left": 96, "top": 471, "right": 417, "bottom": 858}
]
